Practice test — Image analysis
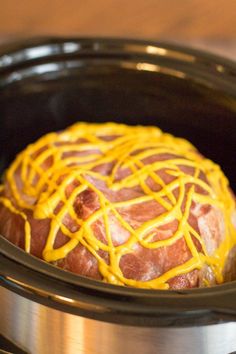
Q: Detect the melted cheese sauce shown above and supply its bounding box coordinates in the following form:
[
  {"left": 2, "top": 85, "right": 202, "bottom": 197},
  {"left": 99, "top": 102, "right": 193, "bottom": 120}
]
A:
[{"left": 1, "top": 122, "right": 236, "bottom": 289}]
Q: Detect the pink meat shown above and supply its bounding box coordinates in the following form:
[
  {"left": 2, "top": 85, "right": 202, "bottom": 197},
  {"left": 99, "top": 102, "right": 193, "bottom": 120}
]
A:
[{"left": 0, "top": 135, "right": 235, "bottom": 290}]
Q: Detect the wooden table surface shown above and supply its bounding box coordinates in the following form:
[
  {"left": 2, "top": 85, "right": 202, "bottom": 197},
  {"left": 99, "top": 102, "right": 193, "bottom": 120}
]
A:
[{"left": 0, "top": 0, "right": 235, "bottom": 59}]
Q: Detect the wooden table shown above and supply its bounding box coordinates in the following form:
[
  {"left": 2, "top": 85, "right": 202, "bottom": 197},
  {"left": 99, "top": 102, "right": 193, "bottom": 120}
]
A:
[{"left": 0, "top": 0, "right": 235, "bottom": 59}]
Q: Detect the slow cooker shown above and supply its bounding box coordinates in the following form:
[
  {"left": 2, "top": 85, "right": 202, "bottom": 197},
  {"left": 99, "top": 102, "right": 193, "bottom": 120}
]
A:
[{"left": 0, "top": 37, "right": 236, "bottom": 354}]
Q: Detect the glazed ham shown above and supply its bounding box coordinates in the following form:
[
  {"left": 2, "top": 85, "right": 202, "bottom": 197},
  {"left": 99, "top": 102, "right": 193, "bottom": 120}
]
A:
[{"left": 0, "top": 122, "right": 235, "bottom": 289}]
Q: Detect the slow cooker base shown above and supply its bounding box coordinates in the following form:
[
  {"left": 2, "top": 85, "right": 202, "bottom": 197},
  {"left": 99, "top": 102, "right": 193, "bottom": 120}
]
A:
[{"left": 1, "top": 286, "right": 236, "bottom": 354}]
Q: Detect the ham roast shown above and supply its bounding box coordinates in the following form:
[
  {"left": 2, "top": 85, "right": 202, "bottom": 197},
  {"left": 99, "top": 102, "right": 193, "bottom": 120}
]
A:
[{"left": 0, "top": 122, "right": 235, "bottom": 290}]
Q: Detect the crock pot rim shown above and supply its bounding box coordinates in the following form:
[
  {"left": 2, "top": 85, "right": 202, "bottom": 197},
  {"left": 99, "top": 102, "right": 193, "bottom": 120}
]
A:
[
  {"left": 1, "top": 228, "right": 236, "bottom": 326},
  {"left": 1, "top": 235, "right": 236, "bottom": 298},
  {"left": 0, "top": 36, "right": 235, "bottom": 85},
  {"left": 0, "top": 35, "right": 235, "bottom": 65}
]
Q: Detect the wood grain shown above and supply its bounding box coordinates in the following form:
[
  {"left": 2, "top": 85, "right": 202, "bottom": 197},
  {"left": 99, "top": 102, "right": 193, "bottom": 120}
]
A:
[{"left": 0, "top": 0, "right": 235, "bottom": 58}]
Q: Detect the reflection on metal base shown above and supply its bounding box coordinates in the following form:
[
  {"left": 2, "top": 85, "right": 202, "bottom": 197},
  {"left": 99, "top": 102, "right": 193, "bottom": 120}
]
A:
[{"left": 1, "top": 286, "right": 236, "bottom": 354}]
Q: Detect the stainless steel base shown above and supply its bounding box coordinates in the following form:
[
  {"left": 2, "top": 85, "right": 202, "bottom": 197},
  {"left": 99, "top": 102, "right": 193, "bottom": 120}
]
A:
[{"left": 1, "top": 287, "right": 236, "bottom": 354}]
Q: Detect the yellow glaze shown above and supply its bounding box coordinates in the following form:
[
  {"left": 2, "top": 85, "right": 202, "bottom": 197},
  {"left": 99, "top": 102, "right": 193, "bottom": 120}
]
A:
[{"left": 1, "top": 122, "right": 236, "bottom": 289}]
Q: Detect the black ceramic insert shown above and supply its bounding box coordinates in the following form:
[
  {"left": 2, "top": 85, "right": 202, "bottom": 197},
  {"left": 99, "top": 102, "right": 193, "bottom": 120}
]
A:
[{"left": 0, "top": 38, "right": 235, "bottom": 327}]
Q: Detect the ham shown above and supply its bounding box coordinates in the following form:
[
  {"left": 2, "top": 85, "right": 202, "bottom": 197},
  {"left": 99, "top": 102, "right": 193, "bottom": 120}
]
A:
[{"left": 0, "top": 122, "right": 235, "bottom": 289}]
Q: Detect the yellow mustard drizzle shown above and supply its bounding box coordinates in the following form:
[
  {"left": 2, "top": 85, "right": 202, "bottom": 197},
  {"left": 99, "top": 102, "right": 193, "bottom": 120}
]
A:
[{"left": 1, "top": 122, "right": 236, "bottom": 289}]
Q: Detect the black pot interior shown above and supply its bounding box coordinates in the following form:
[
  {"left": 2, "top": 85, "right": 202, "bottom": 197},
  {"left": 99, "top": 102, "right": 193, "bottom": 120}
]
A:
[
  {"left": 0, "top": 38, "right": 235, "bottom": 190},
  {"left": 0, "top": 38, "right": 236, "bottom": 326}
]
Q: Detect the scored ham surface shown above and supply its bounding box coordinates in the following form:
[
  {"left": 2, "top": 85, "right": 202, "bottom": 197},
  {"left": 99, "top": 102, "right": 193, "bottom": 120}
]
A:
[{"left": 0, "top": 123, "right": 235, "bottom": 289}]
